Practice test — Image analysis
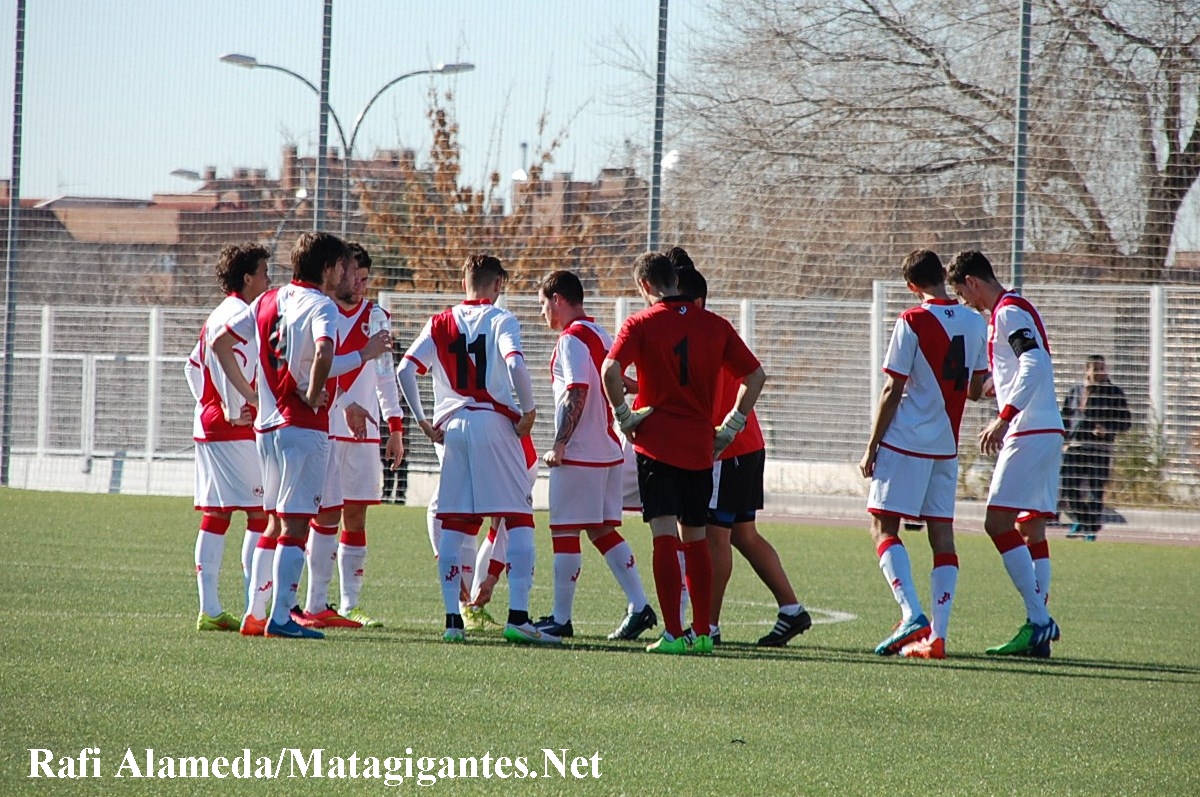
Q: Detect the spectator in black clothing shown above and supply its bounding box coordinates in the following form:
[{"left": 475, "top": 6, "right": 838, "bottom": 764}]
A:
[{"left": 1061, "top": 355, "right": 1131, "bottom": 539}]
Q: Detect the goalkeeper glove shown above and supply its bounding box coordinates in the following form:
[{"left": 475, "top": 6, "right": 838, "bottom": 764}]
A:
[
  {"left": 614, "top": 402, "right": 654, "bottom": 434},
  {"left": 714, "top": 410, "right": 747, "bottom": 451}
]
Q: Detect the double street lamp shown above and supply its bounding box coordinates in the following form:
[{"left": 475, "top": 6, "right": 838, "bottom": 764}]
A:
[{"left": 220, "top": 53, "right": 474, "bottom": 234}]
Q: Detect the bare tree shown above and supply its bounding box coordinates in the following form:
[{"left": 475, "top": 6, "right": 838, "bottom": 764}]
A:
[{"left": 670, "top": 0, "right": 1200, "bottom": 290}]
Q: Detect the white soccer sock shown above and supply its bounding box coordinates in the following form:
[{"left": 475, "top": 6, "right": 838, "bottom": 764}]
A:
[
  {"left": 929, "top": 555, "right": 959, "bottom": 641},
  {"left": 594, "top": 532, "right": 650, "bottom": 610},
  {"left": 994, "top": 531, "right": 1050, "bottom": 625},
  {"left": 194, "top": 526, "right": 227, "bottom": 617},
  {"left": 437, "top": 528, "right": 471, "bottom": 615},
  {"left": 677, "top": 549, "right": 690, "bottom": 630},
  {"left": 426, "top": 503, "right": 441, "bottom": 557},
  {"left": 779, "top": 603, "right": 803, "bottom": 616},
  {"left": 1029, "top": 540, "right": 1051, "bottom": 607},
  {"left": 270, "top": 539, "right": 306, "bottom": 625},
  {"left": 240, "top": 527, "right": 263, "bottom": 613},
  {"left": 304, "top": 523, "right": 339, "bottom": 613},
  {"left": 459, "top": 532, "right": 476, "bottom": 599},
  {"left": 877, "top": 537, "right": 923, "bottom": 622},
  {"left": 552, "top": 535, "right": 582, "bottom": 624},
  {"left": 247, "top": 538, "right": 276, "bottom": 620},
  {"left": 337, "top": 529, "right": 367, "bottom": 609},
  {"left": 506, "top": 524, "right": 535, "bottom": 613},
  {"left": 471, "top": 523, "right": 499, "bottom": 598}
]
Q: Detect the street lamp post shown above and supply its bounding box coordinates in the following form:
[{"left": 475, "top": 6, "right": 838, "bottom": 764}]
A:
[{"left": 220, "top": 53, "right": 474, "bottom": 235}]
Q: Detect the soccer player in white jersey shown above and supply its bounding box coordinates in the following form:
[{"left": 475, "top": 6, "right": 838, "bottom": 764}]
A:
[
  {"left": 859, "top": 250, "right": 989, "bottom": 660},
  {"left": 531, "top": 270, "right": 657, "bottom": 641},
  {"left": 184, "top": 243, "right": 271, "bottom": 632},
  {"left": 948, "top": 250, "right": 1065, "bottom": 657},
  {"left": 397, "top": 254, "right": 553, "bottom": 644},
  {"left": 296, "top": 243, "right": 404, "bottom": 630},
  {"left": 212, "top": 232, "right": 389, "bottom": 640}
]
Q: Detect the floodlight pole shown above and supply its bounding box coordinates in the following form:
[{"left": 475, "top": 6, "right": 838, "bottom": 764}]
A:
[
  {"left": 647, "top": 0, "right": 668, "bottom": 252},
  {"left": 1, "top": 0, "right": 26, "bottom": 486},
  {"left": 1011, "top": 0, "right": 1031, "bottom": 290}
]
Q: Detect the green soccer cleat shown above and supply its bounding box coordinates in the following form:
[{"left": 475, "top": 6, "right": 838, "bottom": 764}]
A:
[
  {"left": 645, "top": 634, "right": 689, "bottom": 655},
  {"left": 197, "top": 611, "right": 241, "bottom": 632},
  {"left": 344, "top": 606, "right": 383, "bottom": 628},
  {"left": 690, "top": 634, "right": 715, "bottom": 655},
  {"left": 986, "top": 618, "right": 1058, "bottom": 655},
  {"left": 502, "top": 622, "right": 562, "bottom": 646},
  {"left": 442, "top": 628, "right": 465, "bottom": 643}
]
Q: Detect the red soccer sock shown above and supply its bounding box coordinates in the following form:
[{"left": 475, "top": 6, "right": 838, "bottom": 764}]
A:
[
  {"left": 652, "top": 536, "right": 684, "bottom": 638},
  {"left": 682, "top": 540, "right": 712, "bottom": 639}
]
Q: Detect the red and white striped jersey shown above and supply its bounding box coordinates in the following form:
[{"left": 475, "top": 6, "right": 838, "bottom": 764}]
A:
[
  {"left": 402, "top": 299, "right": 524, "bottom": 426},
  {"left": 328, "top": 300, "right": 404, "bottom": 442},
  {"left": 549, "top": 317, "right": 622, "bottom": 466},
  {"left": 987, "top": 291, "right": 1064, "bottom": 436},
  {"left": 187, "top": 294, "right": 256, "bottom": 443},
  {"left": 224, "top": 280, "right": 339, "bottom": 433},
  {"left": 881, "top": 298, "right": 989, "bottom": 457}
]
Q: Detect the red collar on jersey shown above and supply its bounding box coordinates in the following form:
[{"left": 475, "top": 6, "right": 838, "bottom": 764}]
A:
[
  {"left": 991, "top": 290, "right": 1018, "bottom": 313},
  {"left": 462, "top": 298, "right": 493, "bottom": 306},
  {"left": 338, "top": 299, "right": 366, "bottom": 317},
  {"left": 291, "top": 279, "right": 321, "bottom": 290},
  {"left": 927, "top": 298, "right": 958, "bottom": 306},
  {"left": 560, "top": 316, "right": 595, "bottom": 336}
]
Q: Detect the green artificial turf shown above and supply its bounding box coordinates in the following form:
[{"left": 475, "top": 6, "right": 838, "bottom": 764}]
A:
[{"left": 1, "top": 488, "right": 1196, "bottom": 795}]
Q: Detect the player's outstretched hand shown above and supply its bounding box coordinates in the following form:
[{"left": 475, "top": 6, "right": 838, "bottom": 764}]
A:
[{"left": 614, "top": 403, "right": 653, "bottom": 436}]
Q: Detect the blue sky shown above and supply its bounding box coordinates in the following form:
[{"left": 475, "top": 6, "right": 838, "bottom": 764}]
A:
[{"left": 0, "top": 1, "right": 711, "bottom": 200}]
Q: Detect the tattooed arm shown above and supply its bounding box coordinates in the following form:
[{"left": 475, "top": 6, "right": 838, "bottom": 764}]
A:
[{"left": 543, "top": 385, "right": 587, "bottom": 467}]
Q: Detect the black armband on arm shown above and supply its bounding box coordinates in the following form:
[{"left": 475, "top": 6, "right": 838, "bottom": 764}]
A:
[{"left": 1008, "top": 328, "right": 1040, "bottom": 356}]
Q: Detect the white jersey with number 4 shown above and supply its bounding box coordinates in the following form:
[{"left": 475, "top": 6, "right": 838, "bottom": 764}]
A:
[
  {"left": 881, "top": 298, "right": 988, "bottom": 458},
  {"left": 550, "top": 318, "right": 622, "bottom": 466},
  {"left": 225, "top": 281, "right": 338, "bottom": 433},
  {"left": 402, "top": 299, "right": 523, "bottom": 426}
]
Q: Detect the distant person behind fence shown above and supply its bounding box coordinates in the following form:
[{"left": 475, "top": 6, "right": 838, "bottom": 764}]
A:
[{"left": 1061, "top": 355, "right": 1131, "bottom": 541}]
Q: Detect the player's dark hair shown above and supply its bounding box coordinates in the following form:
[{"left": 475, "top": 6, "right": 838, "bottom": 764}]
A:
[
  {"left": 463, "top": 253, "right": 508, "bottom": 291},
  {"left": 1086, "top": 354, "right": 1106, "bottom": 366},
  {"left": 902, "top": 249, "right": 946, "bottom": 289},
  {"left": 539, "top": 270, "right": 584, "bottom": 306},
  {"left": 675, "top": 265, "right": 708, "bottom": 301},
  {"left": 348, "top": 241, "right": 372, "bottom": 271},
  {"left": 291, "top": 231, "right": 350, "bottom": 284},
  {"left": 215, "top": 243, "right": 269, "bottom": 295},
  {"left": 666, "top": 246, "right": 695, "bottom": 272},
  {"left": 946, "top": 250, "right": 997, "bottom": 285},
  {"left": 633, "top": 252, "right": 677, "bottom": 293}
]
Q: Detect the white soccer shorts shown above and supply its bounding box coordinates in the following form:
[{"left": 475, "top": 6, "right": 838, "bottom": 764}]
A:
[
  {"left": 193, "top": 439, "right": 264, "bottom": 512},
  {"left": 868, "top": 445, "right": 958, "bottom": 522},
  {"left": 549, "top": 462, "right": 622, "bottom": 531},
  {"left": 435, "top": 409, "right": 534, "bottom": 516},
  {"left": 988, "top": 431, "right": 1063, "bottom": 517},
  {"left": 257, "top": 426, "right": 330, "bottom": 518}
]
